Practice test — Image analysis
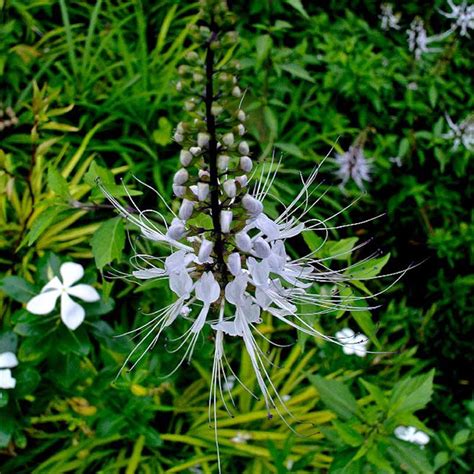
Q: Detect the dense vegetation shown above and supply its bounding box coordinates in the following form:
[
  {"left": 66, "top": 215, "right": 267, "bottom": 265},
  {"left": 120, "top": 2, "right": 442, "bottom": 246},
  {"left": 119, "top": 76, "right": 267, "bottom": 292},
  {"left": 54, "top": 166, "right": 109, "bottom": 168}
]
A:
[{"left": 0, "top": 1, "right": 472, "bottom": 472}]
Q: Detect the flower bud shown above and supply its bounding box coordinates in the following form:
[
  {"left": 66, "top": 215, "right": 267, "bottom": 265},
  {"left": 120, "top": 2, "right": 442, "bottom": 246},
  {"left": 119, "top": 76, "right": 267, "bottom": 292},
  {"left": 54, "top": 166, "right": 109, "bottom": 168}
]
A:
[
  {"left": 220, "top": 210, "right": 233, "bottom": 233},
  {"left": 222, "top": 133, "right": 234, "bottom": 146},
  {"left": 197, "top": 132, "right": 210, "bottom": 148},
  {"left": 240, "top": 156, "right": 253, "bottom": 172},
  {"left": 238, "top": 141, "right": 249, "bottom": 155},
  {"left": 184, "top": 100, "right": 195, "bottom": 111},
  {"left": 190, "top": 146, "right": 202, "bottom": 156},
  {"left": 235, "top": 231, "right": 252, "bottom": 252},
  {"left": 167, "top": 218, "right": 186, "bottom": 240},
  {"left": 235, "top": 175, "right": 248, "bottom": 187},
  {"left": 172, "top": 184, "right": 186, "bottom": 197},
  {"left": 211, "top": 104, "right": 223, "bottom": 116},
  {"left": 223, "top": 179, "right": 237, "bottom": 198},
  {"left": 174, "top": 131, "right": 184, "bottom": 143},
  {"left": 176, "top": 122, "right": 185, "bottom": 134},
  {"left": 193, "top": 73, "right": 204, "bottom": 82},
  {"left": 180, "top": 150, "right": 193, "bottom": 166},
  {"left": 242, "top": 194, "right": 263, "bottom": 217},
  {"left": 237, "top": 124, "right": 245, "bottom": 136},
  {"left": 227, "top": 252, "right": 241, "bottom": 276},
  {"left": 198, "top": 238, "right": 214, "bottom": 263},
  {"left": 232, "top": 86, "right": 242, "bottom": 97},
  {"left": 197, "top": 182, "right": 209, "bottom": 201},
  {"left": 173, "top": 168, "right": 189, "bottom": 185},
  {"left": 179, "top": 199, "right": 194, "bottom": 220},
  {"left": 185, "top": 51, "right": 199, "bottom": 63},
  {"left": 198, "top": 170, "right": 210, "bottom": 180},
  {"left": 237, "top": 109, "right": 246, "bottom": 121},
  {"left": 176, "top": 81, "right": 183, "bottom": 92},
  {"left": 217, "top": 154, "right": 230, "bottom": 170},
  {"left": 254, "top": 237, "right": 271, "bottom": 259}
]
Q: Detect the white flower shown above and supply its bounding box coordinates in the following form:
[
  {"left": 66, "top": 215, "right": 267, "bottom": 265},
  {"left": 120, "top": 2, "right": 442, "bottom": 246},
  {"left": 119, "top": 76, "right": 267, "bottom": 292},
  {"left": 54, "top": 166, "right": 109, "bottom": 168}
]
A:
[
  {"left": 439, "top": 0, "right": 474, "bottom": 37},
  {"left": 335, "top": 328, "right": 369, "bottom": 357},
  {"left": 379, "top": 4, "right": 401, "bottom": 30},
  {"left": 394, "top": 426, "right": 430, "bottom": 446},
  {"left": 407, "top": 18, "right": 452, "bottom": 60},
  {"left": 335, "top": 145, "right": 372, "bottom": 190},
  {"left": 442, "top": 113, "right": 474, "bottom": 151},
  {"left": 0, "top": 352, "right": 18, "bottom": 389},
  {"left": 26, "top": 262, "right": 100, "bottom": 330}
]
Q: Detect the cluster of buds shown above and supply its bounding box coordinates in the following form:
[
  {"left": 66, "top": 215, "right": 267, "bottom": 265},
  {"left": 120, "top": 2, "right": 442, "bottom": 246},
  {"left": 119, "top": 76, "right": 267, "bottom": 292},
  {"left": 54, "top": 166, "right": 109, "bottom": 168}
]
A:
[{"left": 0, "top": 104, "right": 19, "bottom": 132}]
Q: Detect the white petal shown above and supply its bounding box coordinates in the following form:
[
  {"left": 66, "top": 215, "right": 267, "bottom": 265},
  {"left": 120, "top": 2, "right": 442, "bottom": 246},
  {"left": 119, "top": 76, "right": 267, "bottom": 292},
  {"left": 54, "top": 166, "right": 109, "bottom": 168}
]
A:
[
  {"left": 336, "top": 328, "right": 355, "bottom": 342},
  {"left": 166, "top": 250, "right": 192, "bottom": 274},
  {"left": 255, "top": 214, "right": 280, "bottom": 240},
  {"left": 227, "top": 253, "right": 241, "bottom": 276},
  {"left": 60, "top": 262, "right": 84, "bottom": 288},
  {"left": 414, "top": 431, "right": 430, "bottom": 445},
  {"left": 225, "top": 273, "right": 248, "bottom": 305},
  {"left": 195, "top": 272, "right": 220, "bottom": 304},
  {"left": 197, "top": 239, "right": 213, "bottom": 264},
  {"left": 254, "top": 237, "right": 271, "bottom": 259},
  {"left": 0, "top": 352, "right": 18, "bottom": 369},
  {"left": 169, "top": 271, "right": 193, "bottom": 298},
  {"left": 191, "top": 303, "right": 210, "bottom": 333},
  {"left": 61, "top": 293, "right": 85, "bottom": 330},
  {"left": 41, "top": 276, "right": 62, "bottom": 292},
  {"left": 67, "top": 284, "right": 100, "bottom": 303},
  {"left": 211, "top": 320, "right": 242, "bottom": 337},
  {"left": 0, "top": 369, "right": 16, "bottom": 389},
  {"left": 133, "top": 268, "right": 166, "bottom": 279},
  {"left": 26, "top": 290, "right": 61, "bottom": 315},
  {"left": 247, "top": 257, "right": 270, "bottom": 287}
]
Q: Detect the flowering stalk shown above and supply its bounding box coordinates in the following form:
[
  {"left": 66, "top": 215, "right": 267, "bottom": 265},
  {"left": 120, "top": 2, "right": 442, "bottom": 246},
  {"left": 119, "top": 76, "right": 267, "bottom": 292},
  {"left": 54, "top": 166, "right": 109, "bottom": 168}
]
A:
[{"left": 99, "top": 1, "right": 411, "bottom": 470}]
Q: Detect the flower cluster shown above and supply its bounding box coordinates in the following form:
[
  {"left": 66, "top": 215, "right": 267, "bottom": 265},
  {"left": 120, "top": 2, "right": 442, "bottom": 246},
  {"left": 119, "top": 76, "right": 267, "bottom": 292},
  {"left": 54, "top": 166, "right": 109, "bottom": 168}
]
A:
[
  {"left": 442, "top": 113, "right": 474, "bottom": 151},
  {"left": 0, "top": 351, "right": 18, "bottom": 389},
  {"left": 379, "top": 4, "right": 401, "bottom": 31},
  {"left": 100, "top": 1, "right": 401, "bottom": 470},
  {"left": 394, "top": 426, "right": 430, "bottom": 446},
  {"left": 0, "top": 104, "right": 19, "bottom": 132},
  {"left": 439, "top": 0, "right": 474, "bottom": 37},
  {"left": 407, "top": 18, "right": 445, "bottom": 60},
  {"left": 26, "top": 262, "right": 100, "bottom": 330},
  {"left": 334, "top": 144, "right": 372, "bottom": 191}
]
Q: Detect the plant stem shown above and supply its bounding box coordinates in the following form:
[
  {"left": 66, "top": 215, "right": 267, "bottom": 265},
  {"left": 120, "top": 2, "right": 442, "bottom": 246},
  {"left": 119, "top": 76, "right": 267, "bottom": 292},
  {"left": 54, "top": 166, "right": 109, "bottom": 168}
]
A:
[{"left": 205, "top": 19, "right": 227, "bottom": 284}]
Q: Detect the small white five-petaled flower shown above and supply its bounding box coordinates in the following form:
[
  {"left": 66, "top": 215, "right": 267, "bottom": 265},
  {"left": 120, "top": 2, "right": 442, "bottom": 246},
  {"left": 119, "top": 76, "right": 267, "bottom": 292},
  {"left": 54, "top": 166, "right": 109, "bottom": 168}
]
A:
[
  {"left": 335, "top": 328, "right": 369, "bottom": 357},
  {"left": 394, "top": 426, "right": 430, "bottom": 446},
  {"left": 0, "top": 351, "right": 19, "bottom": 389},
  {"left": 26, "top": 262, "right": 100, "bottom": 330}
]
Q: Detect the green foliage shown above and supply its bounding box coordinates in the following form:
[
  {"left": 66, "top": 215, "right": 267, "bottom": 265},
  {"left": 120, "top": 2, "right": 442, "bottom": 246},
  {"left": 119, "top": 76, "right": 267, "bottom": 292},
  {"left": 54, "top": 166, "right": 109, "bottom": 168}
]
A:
[{"left": 0, "top": 0, "right": 471, "bottom": 472}]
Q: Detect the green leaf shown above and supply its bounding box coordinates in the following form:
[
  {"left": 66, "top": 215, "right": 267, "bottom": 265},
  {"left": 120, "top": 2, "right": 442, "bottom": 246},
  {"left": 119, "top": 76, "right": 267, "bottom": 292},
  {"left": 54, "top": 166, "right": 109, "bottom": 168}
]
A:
[
  {"left": 84, "top": 161, "right": 115, "bottom": 187},
  {"left": 387, "top": 438, "right": 433, "bottom": 473},
  {"left": 255, "top": 34, "right": 273, "bottom": 68},
  {"left": 328, "top": 449, "right": 363, "bottom": 474},
  {"left": 14, "top": 367, "right": 41, "bottom": 398},
  {"left": 0, "top": 277, "right": 36, "bottom": 304},
  {"left": 332, "top": 419, "right": 364, "bottom": 447},
  {"left": 360, "top": 379, "right": 387, "bottom": 409},
  {"left": 310, "top": 375, "right": 358, "bottom": 420},
  {"left": 0, "top": 413, "right": 15, "bottom": 448},
  {"left": 0, "top": 391, "right": 9, "bottom": 408},
  {"left": 433, "top": 451, "right": 449, "bottom": 469},
  {"left": 91, "top": 217, "right": 125, "bottom": 270},
  {"left": 26, "top": 206, "right": 68, "bottom": 246},
  {"left": 152, "top": 117, "right": 172, "bottom": 146},
  {"left": 318, "top": 238, "right": 359, "bottom": 261},
  {"left": 453, "top": 429, "right": 470, "bottom": 445},
  {"left": 428, "top": 84, "right": 438, "bottom": 108},
  {"left": 345, "top": 253, "right": 390, "bottom": 280},
  {"left": 367, "top": 445, "right": 395, "bottom": 473},
  {"left": 280, "top": 63, "right": 314, "bottom": 82},
  {"left": 389, "top": 370, "right": 434, "bottom": 417},
  {"left": 48, "top": 166, "right": 71, "bottom": 200},
  {"left": 285, "top": 0, "right": 309, "bottom": 19}
]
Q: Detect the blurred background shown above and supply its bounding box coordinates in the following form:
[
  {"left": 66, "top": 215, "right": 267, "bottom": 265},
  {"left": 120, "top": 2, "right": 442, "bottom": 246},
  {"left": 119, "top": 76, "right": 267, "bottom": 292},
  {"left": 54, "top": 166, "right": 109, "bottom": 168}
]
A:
[{"left": 0, "top": 0, "right": 472, "bottom": 472}]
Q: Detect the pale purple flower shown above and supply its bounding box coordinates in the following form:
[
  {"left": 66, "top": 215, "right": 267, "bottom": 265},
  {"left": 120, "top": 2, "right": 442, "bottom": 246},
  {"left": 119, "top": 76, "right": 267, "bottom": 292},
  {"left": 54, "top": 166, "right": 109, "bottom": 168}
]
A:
[
  {"left": 335, "top": 145, "right": 372, "bottom": 190},
  {"left": 407, "top": 18, "right": 452, "bottom": 60},
  {"left": 439, "top": 0, "right": 474, "bottom": 37},
  {"left": 380, "top": 4, "right": 401, "bottom": 30},
  {"left": 442, "top": 113, "right": 474, "bottom": 151}
]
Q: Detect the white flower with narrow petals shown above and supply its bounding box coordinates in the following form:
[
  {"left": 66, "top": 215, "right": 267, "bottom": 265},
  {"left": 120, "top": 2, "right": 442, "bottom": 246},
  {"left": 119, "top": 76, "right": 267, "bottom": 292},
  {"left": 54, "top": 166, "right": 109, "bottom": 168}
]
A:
[
  {"left": 442, "top": 113, "right": 474, "bottom": 151},
  {"left": 439, "top": 0, "right": 474, "bottom": 37},
  {"left": 407, "top": 18, "right": 452, "bottom": 60},
  {"left": 26, "top": 262, "right": 100, "bottom": 330},
  {"left": 0, "top": 351, "right": 18, "bottom": 389},
  {"left": 379, "top": 4, "right": 401, "bottom": 31},
  {"left": 336, "top": 328, "right": 369, "bottom": 357},
  {"left": 335, "top": 145, "right": 372, "bottom": 191},
  {"left": 394, "top": 426, "right": 430, "bottom": 446}
]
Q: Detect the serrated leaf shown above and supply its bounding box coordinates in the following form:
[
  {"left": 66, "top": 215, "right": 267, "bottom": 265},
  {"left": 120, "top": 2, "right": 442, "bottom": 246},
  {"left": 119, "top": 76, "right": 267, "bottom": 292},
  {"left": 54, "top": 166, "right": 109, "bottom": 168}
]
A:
[
  {"left": 389, "top": 370, "right": 434, "bottom": 416},
  {"left": 360, "top": 379, "right": 387, "bottom": 409},
  {"left": 280, "top": 63, "right": 314, "bottom": 82},
  {"left": 84, "top": 161, "right": 115, "bottom": 187},
  {"left": 285, "top": 0, "right": 309, "bottom": 19},
  {"left": 387, "top": 438, "right": 433, "bottom": 473},
  {"left": 332, "top": 419, "right": 364, "bottom": 447},
  {"left": 310, "top": 375, "right": 358, "bottom": 420},
  {"left": 91, "top": 217, "right": 125, "bottom": 270},
  {"left": 256, "top": 34, "right": 273, "bottom": 68}
]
